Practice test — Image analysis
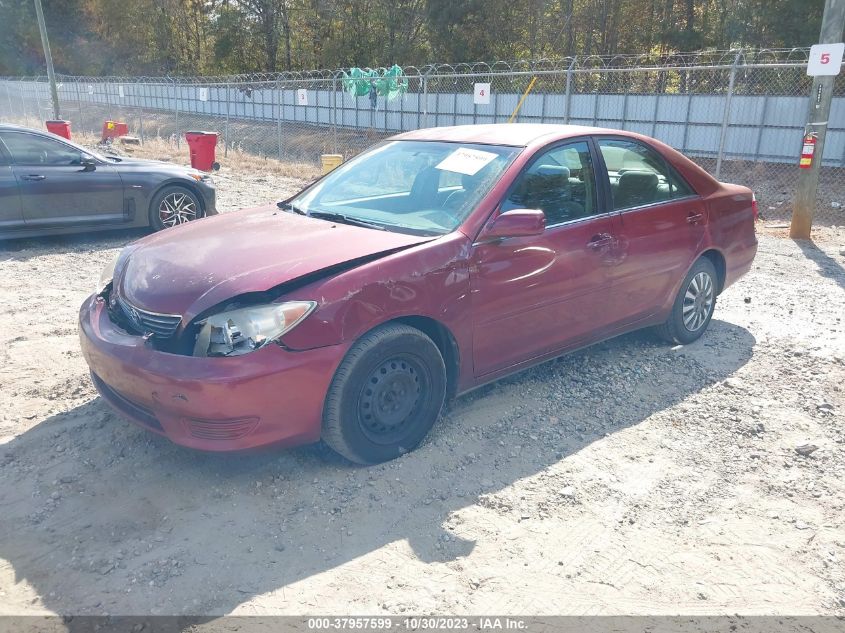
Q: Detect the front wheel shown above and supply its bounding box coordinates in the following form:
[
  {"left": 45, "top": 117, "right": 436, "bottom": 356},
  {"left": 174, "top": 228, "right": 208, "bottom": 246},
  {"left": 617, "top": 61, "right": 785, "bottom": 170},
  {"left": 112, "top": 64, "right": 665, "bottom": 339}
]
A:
[
  {"left": 654, "top": 257, "right": 717, "bottom": 345},
  {"left": 322, "top": 324, "right": 446, "bottom": 465},
  {"left": 150, "top": 185, "right": 203, "bottom": 231}
]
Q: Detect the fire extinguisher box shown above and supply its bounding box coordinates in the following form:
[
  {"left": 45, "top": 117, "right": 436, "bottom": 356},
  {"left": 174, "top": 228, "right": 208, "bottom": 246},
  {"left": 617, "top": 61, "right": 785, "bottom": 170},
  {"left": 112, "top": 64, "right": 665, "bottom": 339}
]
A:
[
  {"left": 799, "top": 134, "right": 816, "bottom": 169},
  {"left": 46, "top": 120, "right": 72, "bottom": 140},
  {"left": 184, "top": 131, "right": 220, "bottom": 172},
  {"left": 101, "top": 120, "right": 129, "bottom": 141}
]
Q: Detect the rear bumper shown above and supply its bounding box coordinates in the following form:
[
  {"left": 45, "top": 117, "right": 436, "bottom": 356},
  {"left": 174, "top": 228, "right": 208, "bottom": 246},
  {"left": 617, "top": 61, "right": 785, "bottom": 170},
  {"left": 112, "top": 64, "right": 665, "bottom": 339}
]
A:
[
  {"left": 723, "top": 237, "right": 757, "bottom": 291},
  {"left": 79, "top": 294, "right": 346, "bottom": 451}
]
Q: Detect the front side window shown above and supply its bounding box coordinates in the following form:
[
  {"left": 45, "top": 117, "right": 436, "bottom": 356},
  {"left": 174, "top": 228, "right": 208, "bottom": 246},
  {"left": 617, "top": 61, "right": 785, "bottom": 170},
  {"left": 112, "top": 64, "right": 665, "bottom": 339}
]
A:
[
  {"left": 598, "top": 138, "right": 695, "bottom": 210},
  {"left": 0, "top": 132, "right": 84, "bottom": 166},
  {"left": 291, "top": 140, "right": 519, "bottom": 236},
  {"left": 502, "top": 141, "right": 598, "bottom": 226}
]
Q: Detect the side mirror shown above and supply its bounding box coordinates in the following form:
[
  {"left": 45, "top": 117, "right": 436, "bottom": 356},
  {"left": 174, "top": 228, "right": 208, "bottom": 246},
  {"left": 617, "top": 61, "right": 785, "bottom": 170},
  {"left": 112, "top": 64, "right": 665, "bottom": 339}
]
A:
[
  {"left": 481, "top": 208, "right": 546, "bottom": 241},
  {"left": 80, "top": 156, "right": 97, "bottom": 171}
]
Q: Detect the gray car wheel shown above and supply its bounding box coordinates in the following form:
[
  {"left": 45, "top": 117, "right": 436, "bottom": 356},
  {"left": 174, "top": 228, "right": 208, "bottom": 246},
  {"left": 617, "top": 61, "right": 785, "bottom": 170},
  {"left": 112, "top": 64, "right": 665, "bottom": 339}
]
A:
[
  {"left": 654, "top": 257, "right": 718, "bottom": 345},
  {"left": 150, "top": 186, "right": 202, "bottom": 230}
]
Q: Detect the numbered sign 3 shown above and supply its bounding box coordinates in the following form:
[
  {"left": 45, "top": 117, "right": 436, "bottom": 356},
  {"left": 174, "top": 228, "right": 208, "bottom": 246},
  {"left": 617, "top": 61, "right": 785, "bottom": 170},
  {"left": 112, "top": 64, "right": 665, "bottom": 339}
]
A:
[
  {"left": 297, "top": 88, "right": 309, "bottom": 106},
  {"left": 807, "top": 43, "right": 844, "bottom": 77}
]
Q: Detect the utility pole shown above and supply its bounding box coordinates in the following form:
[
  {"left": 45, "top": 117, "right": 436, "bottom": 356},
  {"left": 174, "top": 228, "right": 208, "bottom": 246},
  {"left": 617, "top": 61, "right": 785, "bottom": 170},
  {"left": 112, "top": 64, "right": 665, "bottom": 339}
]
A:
[
  {"left": 790, "top": 0, "right": 845, "bottom": 239},
  {"left": 33, "top": 0, "right": 60, "bottom": 120}
]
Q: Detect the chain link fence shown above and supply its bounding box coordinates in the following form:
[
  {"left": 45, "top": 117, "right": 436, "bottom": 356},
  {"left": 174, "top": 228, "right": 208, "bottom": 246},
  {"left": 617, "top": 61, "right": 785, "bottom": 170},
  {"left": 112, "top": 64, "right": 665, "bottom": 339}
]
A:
[{"left": 1, "top": 49, "right": 843, "bottom": 223}]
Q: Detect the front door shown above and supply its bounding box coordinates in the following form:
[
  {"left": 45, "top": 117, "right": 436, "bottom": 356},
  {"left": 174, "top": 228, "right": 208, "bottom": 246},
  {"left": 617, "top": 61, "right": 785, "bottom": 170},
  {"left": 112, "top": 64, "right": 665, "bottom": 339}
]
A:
[
  {"left": 0, "top": 131, "right": 124, "bottom": 227},
  {"left": 470, "top": 140, "right": 619, "bottom": 377}
]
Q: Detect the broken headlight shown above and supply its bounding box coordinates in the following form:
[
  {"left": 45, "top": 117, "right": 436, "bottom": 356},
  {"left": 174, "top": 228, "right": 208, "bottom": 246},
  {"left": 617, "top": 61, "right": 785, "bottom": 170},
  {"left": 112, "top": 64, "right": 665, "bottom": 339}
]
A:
[
  {"left": 193, "top": 301, "right": 316, "bottom": 357},
  {"left": 97, "top": 251, "right": 122, "bottom": 294}
]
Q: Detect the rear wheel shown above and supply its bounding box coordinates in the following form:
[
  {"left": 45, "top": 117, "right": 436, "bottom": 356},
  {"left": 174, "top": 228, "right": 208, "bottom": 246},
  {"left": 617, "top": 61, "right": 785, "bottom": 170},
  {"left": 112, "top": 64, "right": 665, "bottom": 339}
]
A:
[
  {"left": 322, "top": 324, "right": 446, "bottom": 465},
  {"left": 654, "top": 257, "right": 717, "bottom": 345},
  {"left": 150, "top": 185, "right": 202, "bottom": 231}
]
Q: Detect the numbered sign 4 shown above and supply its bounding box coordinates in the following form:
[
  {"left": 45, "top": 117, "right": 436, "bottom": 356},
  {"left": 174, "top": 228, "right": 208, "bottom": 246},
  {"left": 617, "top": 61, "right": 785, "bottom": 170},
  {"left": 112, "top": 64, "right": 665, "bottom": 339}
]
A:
[{"left": 473, "top": 83, "right": 491, "bottom": 105}]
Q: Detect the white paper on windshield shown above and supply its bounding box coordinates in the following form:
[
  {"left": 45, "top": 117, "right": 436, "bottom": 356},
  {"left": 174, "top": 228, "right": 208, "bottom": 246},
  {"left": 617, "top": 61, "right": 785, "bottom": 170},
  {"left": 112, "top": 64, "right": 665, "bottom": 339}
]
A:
[{"left": 435, "top": 147, "right": 498, "bottom": 176}]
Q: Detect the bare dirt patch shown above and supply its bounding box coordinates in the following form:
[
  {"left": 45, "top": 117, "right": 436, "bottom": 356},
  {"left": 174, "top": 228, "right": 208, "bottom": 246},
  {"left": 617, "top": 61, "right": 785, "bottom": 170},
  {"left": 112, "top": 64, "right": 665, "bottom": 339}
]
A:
[{"left": 1, "top": 170, "right": 844, "bottom": 617}]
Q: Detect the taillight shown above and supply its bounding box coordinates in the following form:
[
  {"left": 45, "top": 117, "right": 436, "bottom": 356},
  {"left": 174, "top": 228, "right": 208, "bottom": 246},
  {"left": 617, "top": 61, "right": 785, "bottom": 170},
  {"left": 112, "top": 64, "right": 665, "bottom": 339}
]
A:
[{"left": 751, "top": 193, "right": 759, "bottom": 221}]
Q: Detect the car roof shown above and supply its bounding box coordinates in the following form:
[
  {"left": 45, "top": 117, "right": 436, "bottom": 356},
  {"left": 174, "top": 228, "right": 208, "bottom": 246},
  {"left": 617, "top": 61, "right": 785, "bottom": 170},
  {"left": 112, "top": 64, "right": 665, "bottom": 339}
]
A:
[
  {"left": 391, "top": 123, "right": 628, "bottom": 147},
  {"left": 0, "top": 123, "right": 43, "bottom": 132}
]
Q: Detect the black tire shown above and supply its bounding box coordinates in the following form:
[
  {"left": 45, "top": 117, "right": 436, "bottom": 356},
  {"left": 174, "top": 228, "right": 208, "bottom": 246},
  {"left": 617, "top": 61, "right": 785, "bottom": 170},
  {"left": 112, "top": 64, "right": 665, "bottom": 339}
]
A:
[
  {"left": 149, "top": 185, "right": 203, "bottom": 231},
  {"left": 322, "top": 323, "right": 447, "bottom": 465},
  {"left": 654, "top": 257, "right": 718, "bottom": 345}
]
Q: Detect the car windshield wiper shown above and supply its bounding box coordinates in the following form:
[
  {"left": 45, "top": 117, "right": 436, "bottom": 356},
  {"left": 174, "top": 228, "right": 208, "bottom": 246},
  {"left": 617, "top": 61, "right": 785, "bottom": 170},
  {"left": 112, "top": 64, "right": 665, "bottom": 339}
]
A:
[
  {"left": 307, "top": 210, "right": 386, "bottom": 231},
  {"left": 276, "top": 201, "right": 307, "bottom": 215}
]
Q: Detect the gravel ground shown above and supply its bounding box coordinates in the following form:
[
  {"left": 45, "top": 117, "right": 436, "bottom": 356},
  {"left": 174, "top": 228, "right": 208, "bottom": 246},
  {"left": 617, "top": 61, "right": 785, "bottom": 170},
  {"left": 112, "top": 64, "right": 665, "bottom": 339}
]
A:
[{"left": 0, "top": 170, "right": 844, "bottom": 617}]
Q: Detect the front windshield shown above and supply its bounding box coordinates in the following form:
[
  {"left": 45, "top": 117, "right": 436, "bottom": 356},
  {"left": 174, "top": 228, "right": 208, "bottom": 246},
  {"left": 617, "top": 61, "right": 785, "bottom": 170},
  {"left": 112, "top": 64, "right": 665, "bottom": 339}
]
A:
[{"left": 290, "top": 140, "right": 520, "bottom": 235}]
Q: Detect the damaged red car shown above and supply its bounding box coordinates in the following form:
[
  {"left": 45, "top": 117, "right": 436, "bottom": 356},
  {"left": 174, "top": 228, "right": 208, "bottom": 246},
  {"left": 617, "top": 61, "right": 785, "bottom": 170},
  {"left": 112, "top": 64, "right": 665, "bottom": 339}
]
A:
[{"left": 79, "top": 124, "right": 757, "bottom": 464}]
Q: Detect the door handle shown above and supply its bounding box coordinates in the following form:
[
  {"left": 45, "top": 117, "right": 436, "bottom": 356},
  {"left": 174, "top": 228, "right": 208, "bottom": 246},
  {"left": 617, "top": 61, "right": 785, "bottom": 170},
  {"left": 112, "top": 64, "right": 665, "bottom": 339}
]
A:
[
  {"left": 587, "top": 233, "right": 613, "bottom": 250},
  {"left": 687, "top": 211, "right": 705, "bottom": 225},
  {"left": 21, "top": 174, "right": 46, "bottom": 181}
]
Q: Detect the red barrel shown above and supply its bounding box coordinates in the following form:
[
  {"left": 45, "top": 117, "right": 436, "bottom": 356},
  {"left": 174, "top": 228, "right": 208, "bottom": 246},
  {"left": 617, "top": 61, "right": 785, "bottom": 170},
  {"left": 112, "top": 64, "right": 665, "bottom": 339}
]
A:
[
  {"left": 184, "top": 131, "right": 219, "bottom": 171},
  {"left": 101, "top": 120, "right": 129, "bottom": 141},
  {"left": 46, "top": 120, "right": 72, "bottom": 140}
]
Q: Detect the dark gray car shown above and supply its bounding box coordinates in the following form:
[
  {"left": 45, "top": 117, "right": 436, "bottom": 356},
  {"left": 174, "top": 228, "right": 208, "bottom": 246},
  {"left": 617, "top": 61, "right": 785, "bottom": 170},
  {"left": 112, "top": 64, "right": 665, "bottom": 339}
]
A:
[{"left": 0, "top": 124, "right": 216, "bottom": 239}]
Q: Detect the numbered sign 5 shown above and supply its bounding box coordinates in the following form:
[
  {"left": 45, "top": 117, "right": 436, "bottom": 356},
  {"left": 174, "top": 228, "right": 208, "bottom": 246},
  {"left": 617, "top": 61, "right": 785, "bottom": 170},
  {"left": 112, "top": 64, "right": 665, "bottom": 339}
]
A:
[{"left": 807, "top": 43, "right": 844, "bottom": 77}]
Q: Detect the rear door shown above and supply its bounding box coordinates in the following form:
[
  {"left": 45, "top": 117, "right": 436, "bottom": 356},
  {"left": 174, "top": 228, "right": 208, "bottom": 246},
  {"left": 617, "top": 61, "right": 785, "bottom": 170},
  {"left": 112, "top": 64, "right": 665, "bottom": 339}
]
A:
[
  {"left": 0, "top": 140, "right": 23, "bottom": 230},
  {"left": 596, "top": 137, "right": 706, "bottom": 326},
  {"left": 0, "top": 130, "right": 125, "bottom": 227}
]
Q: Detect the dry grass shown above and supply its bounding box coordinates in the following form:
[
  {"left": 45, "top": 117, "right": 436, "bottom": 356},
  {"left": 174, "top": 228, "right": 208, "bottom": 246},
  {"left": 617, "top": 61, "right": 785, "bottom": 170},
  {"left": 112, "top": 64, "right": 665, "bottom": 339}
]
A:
[
  {"left": 4, "top": 117, "right": 322, "bottom": 180},
  {"left": 75, "top": 130, "right": 322, "bottom": 180}
]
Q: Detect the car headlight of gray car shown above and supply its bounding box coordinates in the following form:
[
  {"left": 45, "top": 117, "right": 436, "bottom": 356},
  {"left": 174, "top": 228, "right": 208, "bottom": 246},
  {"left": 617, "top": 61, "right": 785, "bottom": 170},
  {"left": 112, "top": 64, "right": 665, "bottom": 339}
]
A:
[{"left": 193, "top": 301, "right": 317, "bottom": 357}]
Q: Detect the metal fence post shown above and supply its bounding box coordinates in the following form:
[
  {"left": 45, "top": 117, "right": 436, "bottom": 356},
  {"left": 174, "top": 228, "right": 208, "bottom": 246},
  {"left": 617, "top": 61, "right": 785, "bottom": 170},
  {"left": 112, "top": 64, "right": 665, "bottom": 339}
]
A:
[
  {"left": 73, "top": 79, "right": 83, "bottom": 130},
  {"left": 19, "top": 80, "right": 27, "bottom": 120},
  {"left": 276, "top": 78, "right": 283, "bottom": 161},
  {"left": 332, "top": 74, "right": 339, "bottom": 154},
  {"left": 564, "top": 57, "right": 576, "bottom": 124},
  {"left": 421, "top": 71, "right": 430, "bottom": 129},
  {"left": 104, "top": 79, "right": 112, "bottom": 120},
  {"left": 224, "top": 83, "right": 230, "bottom": 158},
  {"left": 174, "top": 78, "right": 180, "bottom": 148},
  {"left": 137, "top": 79, "right": 144, "bottom": 142},
  {"left": 4, "top": 82, "right": 13, "bottom": 118},
  {"left": 715, "top": 50, "right": 742, "bottom": 179}
]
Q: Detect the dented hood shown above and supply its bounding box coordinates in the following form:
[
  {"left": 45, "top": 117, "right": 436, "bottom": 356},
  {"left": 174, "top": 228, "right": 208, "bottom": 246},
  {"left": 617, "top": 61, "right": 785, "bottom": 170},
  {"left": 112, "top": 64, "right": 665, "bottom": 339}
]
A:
[{"left": 115, "top": 205, "right": 432, "bottom": 321}]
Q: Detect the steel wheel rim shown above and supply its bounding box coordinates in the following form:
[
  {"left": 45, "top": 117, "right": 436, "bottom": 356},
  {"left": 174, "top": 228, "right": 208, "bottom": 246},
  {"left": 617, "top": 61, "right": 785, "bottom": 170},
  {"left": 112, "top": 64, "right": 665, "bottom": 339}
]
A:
[
  {"left": 159, "top": 192, "right": 198, "bottom": 227},
  {"left": 682, "top": 271, "right": 714, "bottom": 332},
  {"left": 357, "top": 355, "right": 426, "bottom": 445}
]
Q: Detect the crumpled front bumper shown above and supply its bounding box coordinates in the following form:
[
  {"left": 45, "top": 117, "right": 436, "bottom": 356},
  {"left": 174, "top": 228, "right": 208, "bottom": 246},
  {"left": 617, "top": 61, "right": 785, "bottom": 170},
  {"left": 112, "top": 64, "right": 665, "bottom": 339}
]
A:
[{"left": 78, "top": 294, "right": 347, "bottom": 451}]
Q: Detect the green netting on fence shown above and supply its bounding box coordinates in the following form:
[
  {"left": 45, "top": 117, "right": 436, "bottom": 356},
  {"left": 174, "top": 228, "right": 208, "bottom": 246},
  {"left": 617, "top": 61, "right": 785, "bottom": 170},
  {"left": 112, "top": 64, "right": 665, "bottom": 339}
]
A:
[{"left": 342, "top": 65, "right": 407, "bottom": 101}]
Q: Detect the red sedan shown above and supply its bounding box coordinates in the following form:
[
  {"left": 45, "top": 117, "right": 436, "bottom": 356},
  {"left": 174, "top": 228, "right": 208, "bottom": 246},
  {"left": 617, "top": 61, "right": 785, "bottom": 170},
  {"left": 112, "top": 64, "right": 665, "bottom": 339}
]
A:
[{"left": 79, "top": 124, "right": 757, "bottom": 464}]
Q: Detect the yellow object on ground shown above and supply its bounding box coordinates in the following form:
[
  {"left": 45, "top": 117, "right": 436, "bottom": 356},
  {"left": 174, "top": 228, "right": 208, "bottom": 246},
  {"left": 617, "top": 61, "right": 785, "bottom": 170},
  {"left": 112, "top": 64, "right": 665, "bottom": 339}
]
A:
[{"left": 321, "top": 154, "right": 344, "bottom": 173}]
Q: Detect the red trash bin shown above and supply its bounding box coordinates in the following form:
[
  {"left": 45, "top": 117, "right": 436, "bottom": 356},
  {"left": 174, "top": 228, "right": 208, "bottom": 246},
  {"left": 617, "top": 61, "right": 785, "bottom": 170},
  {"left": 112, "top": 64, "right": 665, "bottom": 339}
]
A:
[
  {"left": 101, "top": 120, "right": 129, "bottom": 141},
  {"left": 46, "top": 120, "right": 72, "bottom": 140},
  {"left": 184, "top": 131, "right": 220, "bottom": 171}
]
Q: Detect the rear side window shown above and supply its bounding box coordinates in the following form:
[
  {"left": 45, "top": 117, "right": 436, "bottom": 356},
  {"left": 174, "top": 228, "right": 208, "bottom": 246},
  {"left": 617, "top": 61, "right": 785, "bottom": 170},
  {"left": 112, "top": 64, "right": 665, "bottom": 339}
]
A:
[
  {"left": 0, "top": 131, "right": 83, "bottom": 166},
  {"left": 502, "top": 141, "right": 598, "bottom": 226},
  {"left": 598, "top": 139, "right": 695, "bottom": 210}
]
